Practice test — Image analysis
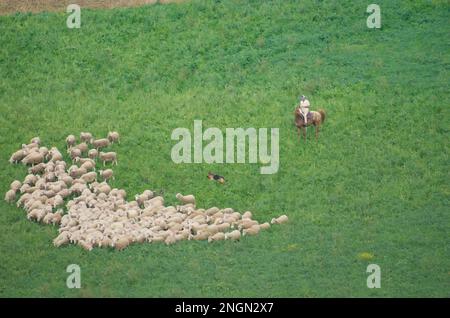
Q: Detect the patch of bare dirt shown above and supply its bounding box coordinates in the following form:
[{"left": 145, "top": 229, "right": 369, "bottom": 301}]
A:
[{"left": 0, "top": 0, "right": 186, "bottom": 16}]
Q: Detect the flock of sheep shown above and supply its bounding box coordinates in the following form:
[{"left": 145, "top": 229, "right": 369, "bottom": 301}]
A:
[{"left": 5, "top": 132, "right": 289, "bottom": 251}]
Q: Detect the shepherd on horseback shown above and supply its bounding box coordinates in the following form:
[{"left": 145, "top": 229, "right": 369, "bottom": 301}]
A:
[
  {"left": 299, "top": 95, "right": 310, "bottom": 125},
  {"left": 293, "top": 95, "right": 326, "bottom": 141}
]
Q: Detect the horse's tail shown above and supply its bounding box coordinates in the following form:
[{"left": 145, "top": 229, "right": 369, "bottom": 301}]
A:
[{"left": 318, "top": 109, "right": 326, "bottom": 123}]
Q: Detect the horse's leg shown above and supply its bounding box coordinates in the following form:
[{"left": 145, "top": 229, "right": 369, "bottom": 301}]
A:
[
  {"left": 302, "top": 126, "right": 307, "bottom": 141},
  {"left": 297, "top": 127, "right": 300, "bottom": 142},
  {"left": 315, "top": 124, "right": 320, "bottom": 141}
]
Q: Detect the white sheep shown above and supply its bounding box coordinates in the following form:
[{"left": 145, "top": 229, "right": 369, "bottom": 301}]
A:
[
  {"left": 79, "top": 240, "right": 93, "bottom": 251},
  {"left": 107, "top": 131, "right": 120, "bottom": 144},
  {"left": 225, "top": 230, "right": 241, "bottom": 241},
  {"left": 49, "top": 147, "right": 63, "bottom": 162},
  {"left": 205, "top": 207, "right": 220, "bottom": 215},
  {"left": 53, "top": 232, "right": 70, "bottom": 247},
  {"left": 113, "top": 237, "right": 130, "bottom": 250},
  {"left": 99, "top": 152, "right": 117, "bottom": 166},
  {"left": 208, "top": 232, "right": 225, "bottom": 242},
  {"left": 92, "top": 138, "right": 110, "bottom": 150},
  {"left": 4, "top": 190, "right": 16, "bottom": 203},
  {"left": 39, "top": 147, "right": 49, "bottom": 159},
  {"left": 66, "top": 135, "right": 76, "bottom": 149},
  {"left": 80, "top": 160, "right": 95, "bottom": 172},
  {"left": 52, "top": 194, "right": 64, "bottom": 208},
  {"left": 175, "top": 193, "right": 195, "bottom": 205},
  {"left": 70, "top": 167, "right": 87, "bottom": 178},
  {"left": 28, "top": 162, "right": 46, "bottom": 174},
  {"left": 30, "top": 137, "right": 41, "bottom": 145},
  {"left": 238, "top": 219, "right": 259, "bottom": 230},
  {"left": 99, "top": 169, "right": 114, "bottom": 181},
  {"left": 9, "top": 149, "right": 26, "bottom": 164},
  {"left": 72, "top": 142, "right": 88, "bottom": 154},
  {"left": 22, "top": 152, "right": 44, "bottom": 166},
  {"left": 193, "top": 231, "right": 210, "bottom": 241},
  {"left": 242, "top": 211, "right": 252, "bottom": 219},
  {"left": 10, "top": 180, "right": 22, "bottom": 192},
  {"left": 88, "top": 149, "right": 98, "bottom": 160},
  {"left": 271, "top": 215, "right": 289, "bottom": 224},
  {"left": 260, "top": 222, "right": 271, "bottom": 230},
  {"left": 243, "top": 224, "right": 261, "bottom": 236},
  {"left": 68, "top": 148, "right": 82, "bottom": 161},
  {"left": 24, "top": 174, "right": 38, "bottom": 186},
  {"left": 80, "top": 132, "right": 93, "bottom": 143}
]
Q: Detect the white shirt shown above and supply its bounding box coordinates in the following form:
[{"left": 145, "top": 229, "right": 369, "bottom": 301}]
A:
[{"left": 300, "top": 99, "right": 310, "bottom": 112}]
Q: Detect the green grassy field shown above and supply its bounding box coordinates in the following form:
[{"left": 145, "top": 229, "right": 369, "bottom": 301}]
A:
[{"left": 0, "top": 0, "right": 448, "bottom": 297}]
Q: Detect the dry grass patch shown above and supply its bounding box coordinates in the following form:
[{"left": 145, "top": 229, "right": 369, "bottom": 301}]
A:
[{"left": 0, "top": 0, "right": 185, "bottom": 15}]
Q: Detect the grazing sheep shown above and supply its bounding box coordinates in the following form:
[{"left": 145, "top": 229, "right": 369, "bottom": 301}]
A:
[
  {"left": 99, "top": 152, "right": 117, "bottom": 166},
  {"left": 39, "top": 147, "right": 49, "bottom": 159},
  {"left": 74, "top": 157, "right": 95, "bottom": 166},
  {"left": 5, "top": 190, "right": 16, "bottom": 203},
  {"left": 92, "top": 138, "right": 110, "bottom": 150},
  {"left": 7, "top": 135, "right": 289, "bottom": 251},
  {"left": 28, "top": 162, "right": 45, "bottom": 174},
  {"left": 53, "top": 232, "right": 70, "bottom": 247},
  {"left": 52, "top": 212, "right": 62, "bottom": 225},
  {"left": 43, "top": 212, "right": 55, "bottom": 225},
  {"left": 66, "top": 135, "right": 76, "bottom": 149},
  {"left": 99, "top": 169, "right": 114, "bottom": 181},
  {"left": 24, "top": 174, "right": 38, "bottom": 186},
  {"left": 208, "top": 232, "right": 225, "bottom": 242},
  {"left": 58, "top": 188, "right": 72, "bottom": 199},
  {"left": 242, "top": 211, "right": 252, "bottom": 219},
  {"left": 68, "top": 148, "right": 82, "bottom": 161},
  {"left": 100, "top": 237, "right": 113, "bottom": 248},
  {"left": 110, "top": 188, "right": 126, "bottom": 199},
  {"left": 88, "top": 149, "right": 98, "bottom": 160},
  {"left": 30, "top": 137, "right": 41, "bottom": 145},
  {"left": 10, "top": 180, "right": 22, "bottom": 192},
  {"left": 193, "top": 231, "right": 210, "bottom": 241},
  {"left": 9, "top": 149, "right": 26, "bottom": 164},
  {"left": 217, "top": 222, "right": 231, "bottom": 232},
  {"left": 49, "top": 147, "right": 63, "bottom": 162},
  {"left": 79, "top": 240, "right": 93, "bottom": 251},
  {"left": 243, "top": 224, "right": 261, "bottom": 236},
  {"left": 222, "top": 208, "right": 234, "bottom": 214},
  {"left": 113, "top": 237, "right": 130, "bottom": 251},
  {"left": 69, "top": 167, "right": 87, "bottom": 178},
  {"left": 22, "top": 152, "right": 44, "bottom": 166},
  {"left": 80, "top": 132, "right": 93, "bottom": 143},
  {"left": 52, "top": 194, "right": 64, "bottom": 208},
  {"left": 260, "top": 222, "right": 271, "bottom": 230},
  {"left": 80, "top": 160, "right": 95, "bottom": 172},
  {"left": 22, "top": 143, "right": 39, "bottom": 154},
  {"left": 225, "top": 230, "right": 241, "bottom": 241},
  {"left": 205, "top": 207, "right": 220, "bottom": 215},
  {"left": 165, "top": 234, "right": 177, "bottom": 245},
  {"left": 93, "top": 182, "right": 111, "bottom": 195},
  {"left": 72, "top": 142, "right": 88, "bottom": 154},
  {"left": 271, "top": 215, "right": 289, "bottom": 225},
  {"left": 16, "top": 193, "right": 31, "bottom": 207},
  {"left": 143, "top": 190, "right": 153, "bottom": 199},
  {"left": 238, "top": 219, "right": 259, "bottom": 230},
  {"left": 175, "top": 193, "right": 195, "bottom": 205},
  {"left": 107, "top": 131, "right": 120, "bottom": 144},
  {"left": 61, "top": 176, "right": 74, "bottom": 187}
]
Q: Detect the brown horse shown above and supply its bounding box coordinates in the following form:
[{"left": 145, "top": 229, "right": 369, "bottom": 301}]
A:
[{"left": 293, "top": 107, "right": 326, "bottom": 141}]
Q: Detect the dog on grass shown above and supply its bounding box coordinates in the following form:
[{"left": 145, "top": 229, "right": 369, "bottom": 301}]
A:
[{"left": 207, "top": 172, "right": 225, "bottom": 184}]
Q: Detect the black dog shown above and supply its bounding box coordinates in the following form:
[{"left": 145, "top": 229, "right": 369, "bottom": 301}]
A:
[{"left": 207, "top": 172, "right": 225, "bottom": 184}]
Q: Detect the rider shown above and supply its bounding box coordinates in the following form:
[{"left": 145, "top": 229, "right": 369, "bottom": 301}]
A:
[{"left": 299, "top": 95, "right": 310, "bottom": 124}]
